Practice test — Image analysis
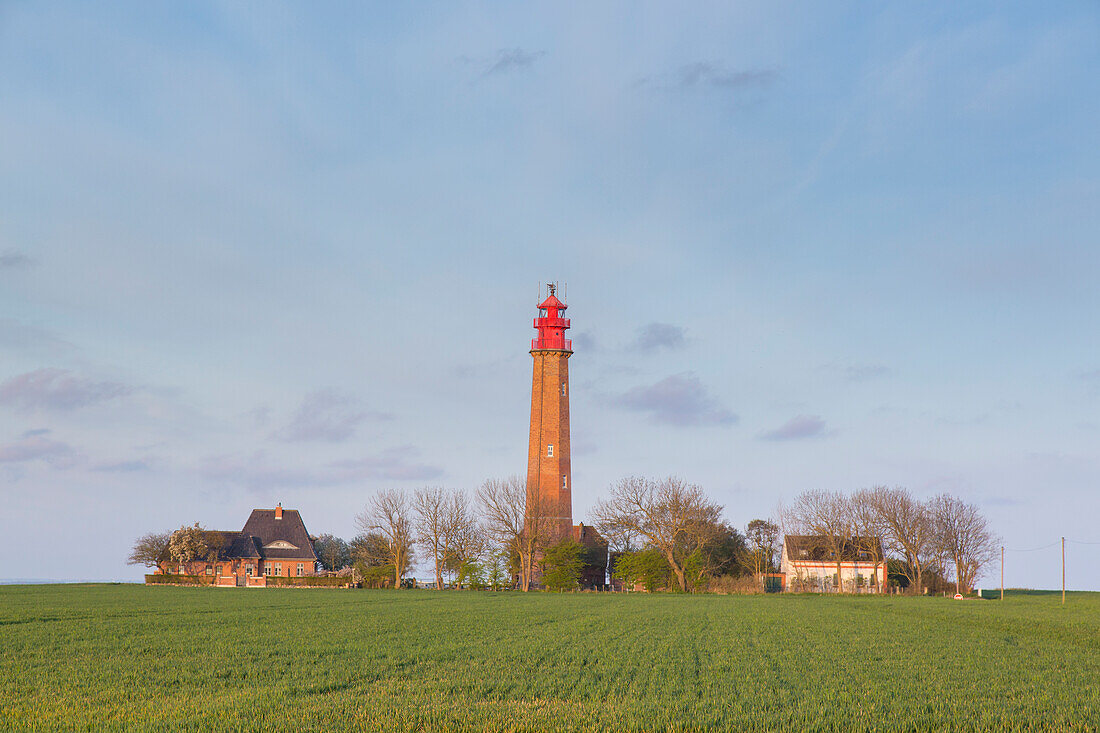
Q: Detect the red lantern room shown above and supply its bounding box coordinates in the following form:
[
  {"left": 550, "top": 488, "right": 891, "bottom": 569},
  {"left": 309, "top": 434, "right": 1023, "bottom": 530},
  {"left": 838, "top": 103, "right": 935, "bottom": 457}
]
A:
[{"left": 531, "top": 284, "right": 572, "bottom": 351}]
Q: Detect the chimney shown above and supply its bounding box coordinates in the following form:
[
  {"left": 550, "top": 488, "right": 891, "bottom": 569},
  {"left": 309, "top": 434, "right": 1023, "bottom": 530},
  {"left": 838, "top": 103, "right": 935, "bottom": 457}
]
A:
[{"left": 275, "top": 503, "right": 283, "bottom": 520}]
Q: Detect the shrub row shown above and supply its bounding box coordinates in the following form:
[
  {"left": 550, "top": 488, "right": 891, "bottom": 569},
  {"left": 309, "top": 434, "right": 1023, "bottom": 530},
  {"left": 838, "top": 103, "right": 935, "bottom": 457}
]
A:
[
  {"left": 144, "top": 574, "right": 214, "bottom": 586},
  {"left": 265, "top": 576, "right": 351, "bottom": 587}
]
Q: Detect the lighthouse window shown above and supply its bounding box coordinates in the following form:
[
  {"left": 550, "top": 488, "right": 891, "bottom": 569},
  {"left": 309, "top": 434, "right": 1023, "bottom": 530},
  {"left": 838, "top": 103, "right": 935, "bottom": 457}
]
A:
[
  {"left": 561, "top": 383, "right": 567, "bottom": 396},
  {"left": 562, "top": 475, "right": 568, "bottom": 488},
  {"left": 547, "top": 444, "right": 553, "bottom": 457}
]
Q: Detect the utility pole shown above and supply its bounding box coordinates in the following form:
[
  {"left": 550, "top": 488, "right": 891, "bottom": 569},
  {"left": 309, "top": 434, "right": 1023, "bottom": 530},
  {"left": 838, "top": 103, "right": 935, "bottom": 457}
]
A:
[
  {"left": 1061, "top": 537, "right": 1066, "bottom": 605},
  {"left": 1000, "top": 546, "right": 1004, "bottom": 601}
]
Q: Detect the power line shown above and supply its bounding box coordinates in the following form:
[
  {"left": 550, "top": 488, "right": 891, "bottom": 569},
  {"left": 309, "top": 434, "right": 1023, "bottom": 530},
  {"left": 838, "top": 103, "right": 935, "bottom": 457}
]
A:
[{"left": 1004, "top": 541, "right": 1060, "bottom": 553}]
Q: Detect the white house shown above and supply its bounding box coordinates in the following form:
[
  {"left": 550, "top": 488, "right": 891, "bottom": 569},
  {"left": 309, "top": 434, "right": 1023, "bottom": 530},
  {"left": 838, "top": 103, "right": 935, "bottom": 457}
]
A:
[{"left": 780, "top": 535, "right": 887, "bottom": 593}]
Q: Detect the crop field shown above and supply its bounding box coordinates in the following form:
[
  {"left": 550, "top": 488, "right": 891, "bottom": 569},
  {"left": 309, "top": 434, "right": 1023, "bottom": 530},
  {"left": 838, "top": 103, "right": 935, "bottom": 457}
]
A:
[{"left": 1, "top": 586, "right": 1097, "bottom": 731}]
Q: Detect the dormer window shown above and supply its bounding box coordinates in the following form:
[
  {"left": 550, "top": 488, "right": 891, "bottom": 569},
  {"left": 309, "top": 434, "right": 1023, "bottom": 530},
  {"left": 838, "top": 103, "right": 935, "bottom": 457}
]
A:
[{"left": 263, "top": 540, "right": 299, "bottom": 550}]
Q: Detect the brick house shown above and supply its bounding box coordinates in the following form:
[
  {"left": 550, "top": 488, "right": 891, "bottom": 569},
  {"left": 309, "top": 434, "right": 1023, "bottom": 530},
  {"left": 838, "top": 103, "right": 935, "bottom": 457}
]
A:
[
  {"left": 780, "top": 535, "right": 887, "bottom": 593},
  {"left": 157, "top": 504, "right": 318, "bottom": 587}
]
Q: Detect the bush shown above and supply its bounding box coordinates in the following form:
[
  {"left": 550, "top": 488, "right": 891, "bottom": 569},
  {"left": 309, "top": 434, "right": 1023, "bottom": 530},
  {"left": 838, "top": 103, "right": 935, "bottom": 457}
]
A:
[
  {"left": 144, "top": 574, "right": 213, "bottom": 586},
  {"left": 707, "top": 575, "right": 764, "bottom": 595},
  {"left": 264, "top": 576, "right": 350, "bottom": 587}
]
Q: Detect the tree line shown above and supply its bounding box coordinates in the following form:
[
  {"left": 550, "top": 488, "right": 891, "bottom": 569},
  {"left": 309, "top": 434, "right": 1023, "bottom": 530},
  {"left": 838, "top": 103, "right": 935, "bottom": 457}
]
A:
[
  {"left": 781, "top": 487, "right": 999, "bottom": 594},
  {"left": 130, "top": 477, "right": 998, "bottom": 594}
]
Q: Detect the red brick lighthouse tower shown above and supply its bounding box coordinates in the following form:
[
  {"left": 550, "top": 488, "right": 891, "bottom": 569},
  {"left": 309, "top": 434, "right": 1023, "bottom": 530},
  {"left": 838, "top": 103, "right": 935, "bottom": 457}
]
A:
[{"left": 526, "top": 283, "right": 573, "bottom": 542}]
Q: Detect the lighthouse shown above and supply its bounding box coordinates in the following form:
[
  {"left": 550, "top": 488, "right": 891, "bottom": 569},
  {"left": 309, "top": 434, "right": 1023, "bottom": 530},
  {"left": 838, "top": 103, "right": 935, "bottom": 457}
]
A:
[{"left": 525, "top": 283, "right": 574, "bottom": 542}]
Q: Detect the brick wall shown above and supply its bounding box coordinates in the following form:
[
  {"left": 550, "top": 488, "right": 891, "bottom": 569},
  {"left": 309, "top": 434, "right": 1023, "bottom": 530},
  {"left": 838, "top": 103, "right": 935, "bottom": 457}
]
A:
[{"left": 526, "top": 349, "right": 573, "bottom": 542}]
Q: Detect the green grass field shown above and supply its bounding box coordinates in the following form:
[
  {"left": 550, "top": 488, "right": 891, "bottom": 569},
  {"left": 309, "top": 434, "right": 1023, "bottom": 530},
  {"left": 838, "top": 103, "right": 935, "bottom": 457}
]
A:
[{"left": 1, "top": 585, "right": 1097, "bottom": 731}]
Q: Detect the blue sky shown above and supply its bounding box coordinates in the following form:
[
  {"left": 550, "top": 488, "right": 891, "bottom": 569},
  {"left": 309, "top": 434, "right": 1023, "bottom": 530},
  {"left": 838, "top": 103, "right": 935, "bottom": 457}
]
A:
[{"left": 1, "top": 2, "right": 1098, "bottom": 588}]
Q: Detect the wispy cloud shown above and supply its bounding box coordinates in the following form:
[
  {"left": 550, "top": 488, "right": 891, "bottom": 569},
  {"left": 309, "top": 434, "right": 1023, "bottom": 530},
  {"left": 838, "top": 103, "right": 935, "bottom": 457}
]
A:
[
  {"left": 639, "top": 63, "right": 778, "bottom": 93},
  {"left": 0, "top": 320, "right": 75, "bottom": 357},
  {"left": 0, "top": 368, "right": 132, "bottom": 412},
  {"left": 611, "top": 373, "right": 737, "bottom": 427},
  {"left": 571, "top": 331, "right": 598, "bottom": 353},
  {"left": 759, "top": 415, "right": 828, "bottom": 441},
  {"left": 199, "top": 446, "right": 442, "bottom": 489},
  {"left": 484, "top": 48, "right": 545, "bottom": 75},
  {"left": 1079, "top": 368, "right": 1100, "bottom": 384},
  {"left": 629, "top": 323, "right": 686, "bottom": 353},
  {"left": 92, "top": 460, "right": 150, "bottom": 473},
  {"left": 277, "top": 389, "right": 391, "bottom": 443},
  {"left": 328, "top": 446, "right": 444, "bottom": 481},
  {"left": 0, "top": 433, "right": 79, "bottom": 468},
  {"left": 0, "top": 251, "right": 34, "bottom": 269},
  {"left": 676, "top": 63, "right": 777, "bottom": 91},
  {"left": 843, "top": 364, "right": 890, "bottom": 382},
  {"left": 820, "top": 363, "right": 891, "bottom": 382}
]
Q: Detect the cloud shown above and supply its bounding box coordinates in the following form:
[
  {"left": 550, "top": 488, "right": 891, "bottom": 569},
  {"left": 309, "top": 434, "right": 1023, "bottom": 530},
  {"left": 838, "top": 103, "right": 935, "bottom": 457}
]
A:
[
  {"left": 821, "top": 363, "right": 891, "bottom": 382},
  {"left": 0, "top": 368, "right": 132, "bottom": 411},
  {"left": 843, "top": 365, "right": 890, "bottom": 382},
  {"left": 759, "top": 415, "right": 828, "bottom": 441},
  {"left": 199, "top": 446, "right": 442, "bottom": 489},
  {"left": 92, "top": 460, "right": 150, "bottom": 473},
  {"left": 630, "top": 323, "right": 686, "bottom": 353},
  {"left": 1079, "top": 368, "right": 1100, "bottom": 384},
  {"left": 571, "top": 331, "right": 598, "bottom": 353},
  {"left": 0, "top": 251, "right": 34, "bottom": 268},
  {"left": 0, "top": 433, "right": 79, "bottom": 468},
  {"left": 278, "top": 389, "right": 391, "bottom": 443},
  {"left": 675, "top": 63, "right": 778, "bottom": 91},
  {"left": 484, "top": 48, "right": 545, "bottom": 75},
  {"left": 611, "top": 373, "right": 737, "bottom": 427},
  {"left": 0, "top": 320, "right": 75, "bottom": 357},
  {"left": 329, "top": 446, "right": 444, "bottom": 482}
]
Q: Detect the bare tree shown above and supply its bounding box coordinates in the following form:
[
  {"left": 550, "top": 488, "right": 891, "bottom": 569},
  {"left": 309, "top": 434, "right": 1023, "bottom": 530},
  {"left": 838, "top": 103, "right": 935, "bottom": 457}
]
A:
[
  {"left": 414, "top": 487, "right": 452, "bottom": 590},
  {"left": 862, "top": 486, "right": 934, "bottom": 594},
  {"left": 357, "top": 490, "right": 415, "bottom": 589},
  {"left": 445, "top": 514, "right": 486, "bottom": 589},
  {"left": 592, "top": 476, "right": 722, "bottom": 593},
  {"left": 786, "top": 491, "right": 853, "bottom": 592},
  {"left": 127, "top": 532, "right": 172, "bottom": 569},
  {"left": 744, "top": 519, "right": 780, "bottom": 582},
  {"left": 478, "top": 475, "right": 551, "bottom": 591},
  {"left": 929, "top": 494, "right": 998, "bottom": 595},
  {"left": 849, "top": 489, "right": 888, "bottom": 593}
]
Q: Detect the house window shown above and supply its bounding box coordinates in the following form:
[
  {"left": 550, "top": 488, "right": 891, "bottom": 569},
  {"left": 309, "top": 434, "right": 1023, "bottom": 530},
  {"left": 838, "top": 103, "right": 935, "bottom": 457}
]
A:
[
  {"left": 178, "top": 566, "right": 185, "bottom": 575},
  {"left": 246, "top": 565, "right": 253, "bottom": 576},
  {"left": 547, "top": 444, "right": 554, "bottom": 457},
  {"left": 275, "top": 563, "right": 282, "bottom": 576},
  {"left": 206, "top": 567, "right": 212, "bottom": 575},
  {"left": 297, "top": 563, "right": 304, "bottom": 576}
]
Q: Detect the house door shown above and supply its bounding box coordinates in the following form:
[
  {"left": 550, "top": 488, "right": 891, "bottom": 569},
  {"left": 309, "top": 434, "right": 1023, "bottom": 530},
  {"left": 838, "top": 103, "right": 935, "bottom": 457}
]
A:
[{"left": 236, "top": 575, "right": 246, "bottom": 587}]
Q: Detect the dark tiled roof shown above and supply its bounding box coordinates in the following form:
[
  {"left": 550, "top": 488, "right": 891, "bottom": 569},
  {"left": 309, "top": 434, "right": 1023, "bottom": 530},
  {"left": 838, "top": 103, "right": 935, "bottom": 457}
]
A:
[
  {"left": 784, "top": 535, "right": 884, "bottom": 562},
  {"left": 572, "top": 523, "right": 607, "bottom": 548},
  {"left": 241, "top": 509, "right": 318, "bottom": 561},
  {"left": 205, "top": 531, "right": 260, "bottom": 561}
]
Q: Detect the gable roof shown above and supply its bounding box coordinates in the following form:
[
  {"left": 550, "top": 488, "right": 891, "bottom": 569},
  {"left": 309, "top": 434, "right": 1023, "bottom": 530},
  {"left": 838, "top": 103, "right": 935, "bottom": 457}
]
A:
[
  {"left": 784, "top": 535, "right": 883, "bottom": 563},
  {"left": 241, "top": 509, "right": 318, "bottom": 560}
]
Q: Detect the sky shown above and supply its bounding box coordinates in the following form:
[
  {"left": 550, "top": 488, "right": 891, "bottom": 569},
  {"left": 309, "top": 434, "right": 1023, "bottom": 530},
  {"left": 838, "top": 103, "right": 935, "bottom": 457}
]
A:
[{"left": 1, "top": 2, "right": 1098, "bottom": 589}]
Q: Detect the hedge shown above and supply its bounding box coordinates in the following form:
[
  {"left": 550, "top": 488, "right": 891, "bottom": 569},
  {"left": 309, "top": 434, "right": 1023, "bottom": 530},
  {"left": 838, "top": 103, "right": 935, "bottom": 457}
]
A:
[
  {"left": 144, "top": 574, "right": 214, "bottom": 586},
  {"left": 264, "top": 576, "right": 351, "bottom": 587}
]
